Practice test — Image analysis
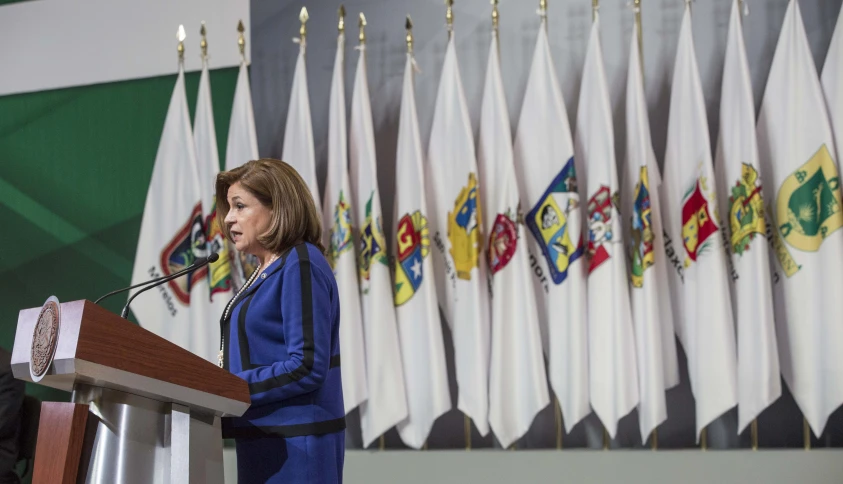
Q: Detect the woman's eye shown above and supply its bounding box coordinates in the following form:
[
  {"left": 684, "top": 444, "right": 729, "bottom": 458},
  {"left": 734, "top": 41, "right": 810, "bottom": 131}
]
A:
[{"left": 236, "top": 204, "right": 245, "bottom": 210}]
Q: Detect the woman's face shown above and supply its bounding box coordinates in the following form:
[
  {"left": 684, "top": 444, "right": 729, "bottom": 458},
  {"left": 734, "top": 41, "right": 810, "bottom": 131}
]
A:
[{"left": 224, "top": 182, "right": 273, "bottom": 258}]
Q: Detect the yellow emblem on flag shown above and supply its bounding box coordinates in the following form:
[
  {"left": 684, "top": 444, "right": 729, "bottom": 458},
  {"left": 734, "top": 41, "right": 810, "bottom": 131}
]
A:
[{"left": 447, "top": 172, "right": 482, "bottom": 280}]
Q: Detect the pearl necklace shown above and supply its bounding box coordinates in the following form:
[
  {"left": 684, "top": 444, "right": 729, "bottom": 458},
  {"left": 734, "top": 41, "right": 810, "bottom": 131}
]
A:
[{"left": 217, "top": 253, "right": 281, "bottom": 368}]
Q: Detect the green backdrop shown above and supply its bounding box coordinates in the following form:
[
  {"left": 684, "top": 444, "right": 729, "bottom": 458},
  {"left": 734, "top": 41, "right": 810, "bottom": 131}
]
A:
[{"left": 0, "top": 66, "right": 240, "bottom": 405}]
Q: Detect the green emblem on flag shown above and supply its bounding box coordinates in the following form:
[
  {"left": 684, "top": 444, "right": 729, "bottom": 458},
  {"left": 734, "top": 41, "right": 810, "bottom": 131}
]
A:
[
  {"left": 359, "top": 191, "right": 388, "bottom": 286},
  {"left": 728, "top": 163, "right": 766, "bottom": 256},
  {"left": 776, "top": 144, "right": 843, "bottom": 254}
]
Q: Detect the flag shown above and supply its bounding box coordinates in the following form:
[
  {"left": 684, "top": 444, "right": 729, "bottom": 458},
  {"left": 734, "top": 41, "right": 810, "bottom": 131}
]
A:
[
  {"left": 714, "top": 0, "right": 780, "bottom": 433},
  {"left": 130, "top": 66, "right": 204, "bottom": 353},
  {"left": 660, "top": 5, "right": 737, "bottom": 441},
  {"left": 426, "top": 34, "right": 491, "bottom": 437},
  {"left": 575, "top": 16, "right": 638, "bottom": 439},
  {"left": 393, "top": 52, "right": 451, "bottom": 449},
  {"left": 513, "top": 19, "right": 589, "bottom": 432},
  {"left": 621, "top": 22, "right": 680, "bottom": 444},
  {"left": 192, "top": 57, "right": 235, "bottom": 364},
  {"left": 756, "top": 0, "right": 843, "bottom": 438},
  {"left": 822, "top": 6, "right": 843, "bottom": 162},
  {"left": 282, "top": 40, "right": 321, "bottom": 214},
  {"left": 224, "top": 61, "right": 260, "bottom": 288},
  {"left": 349, "top": 44, "right": 408, "bottom": 447},
  {"left": 479, "top": 33, "right": 549, "bottom": 448},
  {"left": 322, "top": 31, "right": 368, "bottom": 416}
]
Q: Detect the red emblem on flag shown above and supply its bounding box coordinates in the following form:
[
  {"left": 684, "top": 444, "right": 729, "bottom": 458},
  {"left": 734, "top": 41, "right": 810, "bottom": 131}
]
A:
[
  {"left": 488, "top": 213, "right": 518, "bottom": 275},
  {"left": 681, "top": 180, "right": 718, "bottom": 262}
]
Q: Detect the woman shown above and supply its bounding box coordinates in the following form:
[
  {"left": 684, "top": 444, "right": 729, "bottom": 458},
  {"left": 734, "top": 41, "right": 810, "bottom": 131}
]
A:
[{"left": 215, "top": 158, "right": 345, "bottom": 483}]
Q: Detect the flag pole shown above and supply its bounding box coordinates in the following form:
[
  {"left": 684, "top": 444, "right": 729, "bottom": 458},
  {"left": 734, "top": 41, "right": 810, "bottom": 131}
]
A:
[
  {"left": 492, "top": 0, "right": 500, "bottom": 55},
  {"left": 539, "top": 0, "right": 548, "bottom": 30},
  {"left": 804, "top": 418, "right": 811, "bottom": 450},
  {"left": 700, "top": 427, "right": 707, "bottom": 451},
  {"left": 603, "top": 426, "right": 610, "bottom": 450},
  {"left": 634, "top": 0, "right": 643, "bottom": 79},
  {"left": 177, "top": 24, "right": 186, "bottom": 66},
  {"left": 592, "top": 0, "right": 599, "bottom": 22},
  {"left": 555, "top": 396, "right": 563, "bottom": 449},
  {"left": 446, "top": 0, "right": 454, "bottom": 40},
  {"left": 751, "top": 419, "right": 758, "bottom": 450},
  {"left": 650, "top": 428, "right": 658, "bottom": 450},
  {"left": 299, "top": 7, "right": 308, "bottom": 44},
  {"left": 358, "top": 12, "right": 366, "bottom": 45},
  {"left": 406, "top": 15, "right": 413, "bottom": 55},
  {"left": 237, "top": 20, "right": 247, "bottom": 63},
  {"left": 339, "top": 4, "right": 346, "bottom": 35},
  {"left": 465, "top": 415, "right": 472, "bottom": 450}
]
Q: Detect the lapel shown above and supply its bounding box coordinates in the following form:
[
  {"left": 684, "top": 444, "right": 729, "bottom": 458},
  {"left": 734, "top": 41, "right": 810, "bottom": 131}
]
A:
[{"left": 238, "top": 245, "right": 299, "bottom": 300}]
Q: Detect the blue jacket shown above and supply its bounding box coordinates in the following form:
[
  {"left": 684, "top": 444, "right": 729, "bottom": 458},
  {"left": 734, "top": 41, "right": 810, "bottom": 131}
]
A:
[{"left": 221, "top": 243, "right": 345, "bottom": 439}]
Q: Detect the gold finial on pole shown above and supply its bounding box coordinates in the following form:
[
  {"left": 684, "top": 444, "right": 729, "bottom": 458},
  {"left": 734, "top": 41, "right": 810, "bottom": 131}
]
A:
[
  {"left": 177, "top": 24, "right": 186, "bottom": 64},
  {"left": 539, "top": 0, "right": 548, "bottom": 25},
  {"left": 700, "top": 427, "right": 708, "bottom": 451},
  {"left": 592, "top": 0, "right": 599, "bottom": 22},
  {"left": 491, "top": 0, "right": 499, "bottom": 32},
  {"left": 358, "top": 13, "right": 367, "bottom": 44},
  {"left": 200, "top": 22, "right": 208, "bottom": 60},
  {"left": 465, "top": 415, "right": 472, "bottom": 450},
  {"left": 603, "top": 427, "right": 610, "bottom": 450},
  {"left": 446, "top": 0, "right": 454, "bottom": 39},
  {"left": 339, "top": 5, "right": 346, "bottom": 34},
  {"left": 751, "top": 419, "right": 759, "bottom": 451},
  {"left": 634, "top": 0, "right": 643, "bottom": 72},
  {"left": 650, "top": 428, "right": 658, "bottom": 450},
  {"left": 299, "top": 7, "right": 309, "bottom": 43},
  {"left": 237, "top": 20, "right": 246, "bottom": 61},
  {"left": 406, "top": 15, "right": 414, "bottom": 54}
]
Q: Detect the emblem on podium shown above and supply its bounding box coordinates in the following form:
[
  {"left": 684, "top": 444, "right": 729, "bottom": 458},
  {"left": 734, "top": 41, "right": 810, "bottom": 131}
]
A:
[{"left": 30, "top": 295, "right": 61, "bottom": 382}]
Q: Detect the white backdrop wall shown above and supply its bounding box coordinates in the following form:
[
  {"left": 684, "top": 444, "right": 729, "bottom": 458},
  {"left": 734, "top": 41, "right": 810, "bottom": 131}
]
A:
[{"left": 249, "top": 0, "right": 843, "bottom": 449}]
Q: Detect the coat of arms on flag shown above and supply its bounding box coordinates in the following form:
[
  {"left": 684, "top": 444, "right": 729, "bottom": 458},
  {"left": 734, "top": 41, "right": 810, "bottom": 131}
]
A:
[
  {"left": 359, "top": 191, "right": 388, "bottom": 287},
  {"left": 395, "top": 211, "right": 430, "bottom": 305},
  {"left": 682, "top": 176, "right": 719, "bottom": 267},
  {"left": 630, "top": 167, "right": 655, "bottom": 288},
  {"left": 330, "top": 191, "right": 354, "bottom": 270},
  {"left": 447, "top": 172, "right": 482, "bottom": 280},
  {"left": 205, "top": 202, "right": 232, "bottom": 298},
  {"left": 161, "top": 202, "right": 209, "bottom": 304},
  {"left": 586, "top": 185, "right": 619, "bottom": 273},
  {"left": 488, "top": 209, "right": 518, "bottom": 275},
  {"left": 526, "top": 158, "right": 583, "bottom": 284},
  {"left": 776, "top": 144, "right": 843, "bottom": 253},
  {"left": 728, "top": 163, "right": 767, "bottom": 256}
]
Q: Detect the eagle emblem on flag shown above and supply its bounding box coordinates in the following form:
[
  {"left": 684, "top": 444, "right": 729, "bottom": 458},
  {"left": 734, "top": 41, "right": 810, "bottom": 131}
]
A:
[
  {"left": 394, "top": 211, "right": 430, "bottom": 305},
  {"left": 160, "top": 202, "right": 208, "bottom": 304},
  {"left": 329, "top": 191, "right": 354, "bottom": 270},
  {"left": 488, "top": 209, "right": 518, "bottom": 275},
  {"left": 728, "top": 163, "right": 766, "bottom": 256},
  {"left": 526, "top": 157, "right": 583, "bottom": 284},
  {"left": 359, "top": 191, "right": 388, "bottom": 286},
  {"left": 630, "top": 167, "right": 655, "bottom": 288},
  {"left": 447, "top": 172, "right": 482, "bottom": 280},
  {"left": 681, "top": 177, "right": 719, "bottom": 267},
  {"left": 776, "top": 144, "right": 843, "bottom": 253}
]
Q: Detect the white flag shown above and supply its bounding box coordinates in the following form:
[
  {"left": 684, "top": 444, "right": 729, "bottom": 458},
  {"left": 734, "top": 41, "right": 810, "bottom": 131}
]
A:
[
  {"left": 479, "top": 34, "right": 549, "bottom": 448},
  {"left": 349, "top": 45, "right": 408, "bottom": 447},
  {"left": 575, "top": 16, "right": 638, "bottom": 439},
  {"left": 660, "top": 5, "right": 737, "bottom": 441},
  {"left": 426, "top": 34, "right": 491, "bottom": 436},
  {"left": 322, "top": 32, "right": 368, "bottom": 415},
  {"left": 130, "top": 67, "right": 203, "bottom": 352},
  {"left": 282, "top": 41, "right": 321, "bottom": 214},
  {"left": 822, "top": 6, "right": 843, "bottom": 162},
  {"left": 192, "top": 59, "right": 235, "bottom": 364},
  {"left": 714, "top": 0, "right": 780, "bottom": 433},
  {"left": 622, "top": 23, "right": 680, "bottom": 444},
  {"left": 513, "top": 20, "right": 589, "bottom": 432},
  {"left": 757, "top": 0, "right": 843, "bottom": 438},
  {"left": 224, "top": 61, "right": 260, "bottom": 288},
  {"left": 393, "top": 53, "right": 451, "bottom": 449}
]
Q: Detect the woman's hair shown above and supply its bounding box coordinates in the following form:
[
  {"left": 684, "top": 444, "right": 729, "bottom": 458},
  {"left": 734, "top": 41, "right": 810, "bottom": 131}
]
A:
[{"left": 215, "top": 158, "right": 325, "bottom": 255}]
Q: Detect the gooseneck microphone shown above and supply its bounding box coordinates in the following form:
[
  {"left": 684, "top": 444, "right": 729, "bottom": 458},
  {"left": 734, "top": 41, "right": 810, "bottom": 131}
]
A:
[{"left": 95, "top": 252, "right": 219, "bottom": 319}]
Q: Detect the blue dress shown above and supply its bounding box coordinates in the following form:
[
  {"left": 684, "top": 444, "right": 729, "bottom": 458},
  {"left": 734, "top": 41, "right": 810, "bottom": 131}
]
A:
[{"left": 221, "top": 243, "right": 345, "bottom": 483}]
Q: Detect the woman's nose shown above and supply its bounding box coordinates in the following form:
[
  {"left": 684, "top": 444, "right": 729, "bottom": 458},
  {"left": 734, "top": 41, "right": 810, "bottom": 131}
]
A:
[{"left": 224, "top": 209, "right": 235, "bottom": 224}]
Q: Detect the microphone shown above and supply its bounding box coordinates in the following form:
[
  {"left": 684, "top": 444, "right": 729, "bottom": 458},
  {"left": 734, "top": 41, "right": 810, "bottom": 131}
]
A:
[{"left": 119, "top": 252, "right": 219, "bottom": 319}]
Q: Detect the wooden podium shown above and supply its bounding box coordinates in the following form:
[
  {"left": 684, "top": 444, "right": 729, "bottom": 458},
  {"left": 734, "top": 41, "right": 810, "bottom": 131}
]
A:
[{"left": 11, "top": 299, "right": 251, "bottom": 484}]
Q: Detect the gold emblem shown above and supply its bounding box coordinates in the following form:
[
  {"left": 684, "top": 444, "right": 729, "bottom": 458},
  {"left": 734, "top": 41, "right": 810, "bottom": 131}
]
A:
[{"left": 30, "top": 296, "right": 61, "bottom": 381}]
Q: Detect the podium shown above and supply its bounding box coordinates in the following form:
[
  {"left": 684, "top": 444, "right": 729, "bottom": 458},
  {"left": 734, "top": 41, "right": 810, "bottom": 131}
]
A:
[{"left": 11, "top": 299, "right": 250, "bottom": 484}]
